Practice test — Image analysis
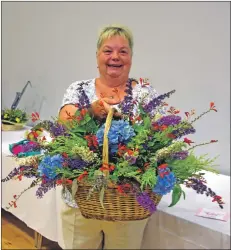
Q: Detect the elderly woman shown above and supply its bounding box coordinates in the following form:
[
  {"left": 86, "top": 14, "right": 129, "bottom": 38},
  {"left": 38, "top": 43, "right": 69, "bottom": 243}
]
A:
[{"left": 59, "top": 25, "right": 159, "bottom": 249}]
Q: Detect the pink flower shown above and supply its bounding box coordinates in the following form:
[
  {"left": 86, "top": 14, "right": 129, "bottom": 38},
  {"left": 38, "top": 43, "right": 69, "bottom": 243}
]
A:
[{"left": 12, "top": 145, "right": 23, "bottom": 155}]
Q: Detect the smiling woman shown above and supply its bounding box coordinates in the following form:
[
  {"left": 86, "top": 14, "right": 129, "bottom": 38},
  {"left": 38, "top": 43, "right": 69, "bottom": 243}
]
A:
[
  {"left": 95, "top": 35, "right": 133, "bottom": 102},
  {"left": 58, "top": 24, "right": 160, "bottom": 249},
  {"left": 59, "top": 25, "right": 138, "bottom": 122},
  {"left": 97, "top": 35, "right": 132, "bottom": 79}
]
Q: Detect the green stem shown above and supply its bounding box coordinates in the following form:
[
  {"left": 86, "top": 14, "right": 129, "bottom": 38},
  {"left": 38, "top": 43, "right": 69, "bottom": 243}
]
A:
[
  {"left": 188, "top": 141, "right": 217, "bottom": 151},
  {"left": 190, "top": 109, "right": 211, "bottom": 124}
]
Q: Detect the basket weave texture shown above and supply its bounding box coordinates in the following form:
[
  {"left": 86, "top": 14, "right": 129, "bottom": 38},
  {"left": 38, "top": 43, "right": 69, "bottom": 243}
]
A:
[
  {"left": 72, "top": 184, "right": 162, "bottom": 221},
  {"left": 68, "top": 108, "right": 162, "bottom": 221},
  {"left": 2, "top": 123, "right": 24, "bottom": 131}
]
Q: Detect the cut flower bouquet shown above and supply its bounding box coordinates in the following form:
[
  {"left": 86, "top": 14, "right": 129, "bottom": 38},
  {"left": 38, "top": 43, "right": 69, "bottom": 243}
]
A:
[
  {"left": 1, "top": 108, "right": 30, "bottom": 131},
  {"left": 2, "top": 80, "right": 224, "bottom": 221}
]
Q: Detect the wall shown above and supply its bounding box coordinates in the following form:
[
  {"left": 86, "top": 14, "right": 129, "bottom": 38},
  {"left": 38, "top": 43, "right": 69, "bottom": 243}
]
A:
[{"left": 2, "top": 2, "right": 230, "bottom": 175}]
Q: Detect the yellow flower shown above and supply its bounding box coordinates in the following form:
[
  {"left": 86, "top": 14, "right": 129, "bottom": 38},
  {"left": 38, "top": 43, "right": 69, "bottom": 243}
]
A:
[
  {"left": 153, "top": 112, "right": 162, "bottom": 122},
  {"left": 15, "top": 118, "right": 21, "bottom": 123},
  {"left": 4, "top": 114, "right": 8, "bottom": 118}
]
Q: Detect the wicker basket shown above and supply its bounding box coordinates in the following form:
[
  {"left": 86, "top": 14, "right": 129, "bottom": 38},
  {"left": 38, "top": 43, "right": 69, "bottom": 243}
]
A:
[
  {"left": 68, "top": 108, "right": 162, "bottom": 221},
  {"left": 2, "top": 123, "right": 24, "bottom": 131},
  {"left": 70, "top": 184, "right": 161, "bottom": 221}
]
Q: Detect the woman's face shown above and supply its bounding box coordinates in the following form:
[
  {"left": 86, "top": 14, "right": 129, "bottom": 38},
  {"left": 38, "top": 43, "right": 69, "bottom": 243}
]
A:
[{"left": 97, "top": 35, "right": 132, "bottom": 79}]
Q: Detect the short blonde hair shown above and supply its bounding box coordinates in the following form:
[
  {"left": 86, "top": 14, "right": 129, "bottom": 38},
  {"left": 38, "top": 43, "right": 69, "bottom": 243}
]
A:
[{"left": 97, "top": 24, "right": 134, "bottom": 54}]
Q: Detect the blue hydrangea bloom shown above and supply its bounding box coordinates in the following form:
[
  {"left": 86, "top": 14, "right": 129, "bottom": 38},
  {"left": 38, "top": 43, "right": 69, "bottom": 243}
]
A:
[
  {"left": 153, "top": 168, "right": 176, "bottom": 195},
  {"left": 96, "top": 120, "right": 135, "bottom": 153},
  {"left": 38, "top": 154, "right": 64, "bottom": 180}
]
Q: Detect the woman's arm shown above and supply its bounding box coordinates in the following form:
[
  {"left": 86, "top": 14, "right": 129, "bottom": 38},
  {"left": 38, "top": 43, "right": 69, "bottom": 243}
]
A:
[
  {"left": 59, "top": 80, "right": 122, "bottom": 122},
  {"left": 59, "top": 104, "right": 78, "bottom": 121}
]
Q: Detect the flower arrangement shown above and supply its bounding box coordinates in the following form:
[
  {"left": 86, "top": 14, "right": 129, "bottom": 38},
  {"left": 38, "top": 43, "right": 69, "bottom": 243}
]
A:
[
  {"left": 1, "top": 108, "right": 29, "bottom": 125},
  {"left": 2, "top": 81, "right": 225, "bottom": 214}
]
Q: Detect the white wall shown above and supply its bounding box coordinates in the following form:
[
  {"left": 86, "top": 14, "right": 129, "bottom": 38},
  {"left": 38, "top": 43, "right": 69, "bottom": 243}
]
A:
[{"left": 2, "top": 2, "right": 230, "bottom": 175}]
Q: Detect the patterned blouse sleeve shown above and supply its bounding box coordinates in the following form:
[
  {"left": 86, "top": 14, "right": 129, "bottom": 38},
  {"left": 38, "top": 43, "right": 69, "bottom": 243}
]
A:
[{"left": 61, "top": 81, "right": 80, "bottom": 108}]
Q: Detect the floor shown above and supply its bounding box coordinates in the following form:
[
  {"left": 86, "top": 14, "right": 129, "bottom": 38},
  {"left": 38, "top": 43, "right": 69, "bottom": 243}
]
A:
[{"left": 1, "top": 209, "right": 62, "bottom": 249}]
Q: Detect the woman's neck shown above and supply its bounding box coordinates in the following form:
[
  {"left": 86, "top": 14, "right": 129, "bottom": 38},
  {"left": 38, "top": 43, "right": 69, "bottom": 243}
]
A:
[
  {"left": 95, "top": 76, "right": 130, "bottom": 101},
  {"left": 97, "top": 75, "right": 128, "bottom": 89}
]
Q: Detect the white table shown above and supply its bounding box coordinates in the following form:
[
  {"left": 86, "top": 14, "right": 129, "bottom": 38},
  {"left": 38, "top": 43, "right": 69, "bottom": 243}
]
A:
[
  {"left": 1, "top": 128, "right": 230, "bottom": 249},
  {"left": 142, "top": 171, "right": 230, "bottom": 249},
  {"left": 1, "top": 127, "right": 60, "bottom": 247}
]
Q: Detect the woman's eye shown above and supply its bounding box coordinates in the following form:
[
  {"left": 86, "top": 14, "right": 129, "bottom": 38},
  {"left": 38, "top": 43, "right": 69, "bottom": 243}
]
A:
[
  {"left": 104, "top": 50, "right": 112, "bottom": 53},
  {"left": 121, "top": 50, "right": 127, "bottom": 54}
]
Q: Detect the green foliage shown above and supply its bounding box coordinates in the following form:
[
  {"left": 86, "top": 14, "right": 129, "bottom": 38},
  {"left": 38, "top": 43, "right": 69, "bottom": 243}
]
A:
[
  {"left": 56, "top": 168, "right": 83, "bottom": 179},
  {"left": 71, "top": 110, "right": 99, "bottom": 135},
  {"left": 166, "top": 151, "right": 219, "bottom": 182},
  {"left": 143, "top": 116, "right": 152, "bottom": 130},
  {"left": 168, "top": 184, "right": 184, "bottom": 207},
  {"left": 112, "top": 161, "right": 140, "bottom": 182},
  {"left": 44, "top": 133, "right": 87, "bottom": 156},
  {"left": 173, "top": 120, "right": 192, "bottom": 130},
  {"left": 127, "top": 129, "right": 149, "bottom": 149},
  {"left": 138, "top": 102, "right": 147, "bottom": 116},
  {"left": 1, "top": 108, "right": 28, "bottom": 124},
  {"left": 87, "top": 168, "right": 100, "bottom": 181},
  {"left": 151, "top": 126, "right": 174, "bottom": 149},
  {"left": 140, "top": 167, "right": 157, "bottom": 191}
]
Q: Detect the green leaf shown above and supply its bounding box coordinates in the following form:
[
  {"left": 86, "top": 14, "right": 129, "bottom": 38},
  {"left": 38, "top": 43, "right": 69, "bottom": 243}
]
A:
[
  {"left": 94, "top": 170, "right": 104, "bottom": 177},
  {"left": 71, "top": 179, "right": 78, "bottom": 199},
  {"left": 138, "top": 103, "right": 146, "bottom": 115},
  {"left": 143, "top": 116, "right": 151, "bottom": 129},
  {"left": 99, "top": 186, "right": 105, "bottom": 209},
  {"left": 182, "top": 190, "right": 186, "bottom": 200},
  {"left": 166, "top": 152, "right": 218, "bottom": 182},
  {"left": 168, "top": 184, "right": 182, "bottom": 207},
  {"left": 68, "top": 111, "right": 98, "bottom": 134},
  {"left": 141, "top": 167, "right": 157, "bottom": 190},
  {"left": 110, "top": 174, "right": 119, "bottom": 183},
  {"left": 85, "top": 120, "right": 99, "bottom": 133},
  {"left": 147, "top": 141, "right": 155, "bottom": 147},
  {"left": 133, "top": 124, "right": 143, "bottom": 133},
  {"left": 71, "top": 126, "right": 87, "bottom": 133}
]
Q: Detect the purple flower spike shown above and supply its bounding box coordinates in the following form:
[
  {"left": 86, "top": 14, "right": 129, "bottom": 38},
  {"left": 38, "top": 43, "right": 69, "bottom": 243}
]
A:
[
  {"left": 120, "top": 78, "right": 134, "bottom": 116},
  {"left": 66, "top": 158, "right": 88, "bottom": 169},
  {"left": 156, "top": 115, "right": 182, "bottom": 126},
  {"left": 136, "top": 192, "right": 157, "bottom": 213},
  {"left": 171, "top": 151, "right": 189, "bottom": 160},
  {"left": 143, "top": 90, "right": 176, "bottom": 114},
  {"left": 124, "top": 154, "right": 137, "bottom": 165},
  {"left": 76, "top": 81, "right": 91, "bottom": 109}
]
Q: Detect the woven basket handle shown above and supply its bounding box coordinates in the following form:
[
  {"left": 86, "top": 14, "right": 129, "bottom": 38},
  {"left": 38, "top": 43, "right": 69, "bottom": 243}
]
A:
[{"left": 102, "top": 108, "right": 115, "bottom": 177}]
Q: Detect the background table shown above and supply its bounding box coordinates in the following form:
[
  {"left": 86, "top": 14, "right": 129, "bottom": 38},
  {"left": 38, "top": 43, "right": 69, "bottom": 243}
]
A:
[{"left": 2, "top": 128, "right": 230, "bottom": 249}]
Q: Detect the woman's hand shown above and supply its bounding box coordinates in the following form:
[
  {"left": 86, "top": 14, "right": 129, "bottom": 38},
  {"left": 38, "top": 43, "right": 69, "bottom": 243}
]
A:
[
  {"left": 90, "top": 97, "right": 122, "bottom": 120},
  {"left": 59, "top": 104, "right": 78, "bottom": 121},
  {"left": 59, "top": 96, "right": 122, "bottom": 122}
]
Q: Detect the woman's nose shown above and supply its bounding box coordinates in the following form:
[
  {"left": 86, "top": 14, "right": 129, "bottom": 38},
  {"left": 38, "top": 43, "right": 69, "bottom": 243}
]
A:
[{"left": 111, "top": 51, "right": 119, "bottom": 60}]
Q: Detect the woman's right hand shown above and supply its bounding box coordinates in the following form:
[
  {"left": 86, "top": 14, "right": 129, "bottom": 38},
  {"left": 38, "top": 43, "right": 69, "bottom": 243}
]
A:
[
  {"left": 90, "top": 97, "right": 122, "bottom": 120},
  {"left": 59, "top": 97, "right": 122, "bottom": 122}
]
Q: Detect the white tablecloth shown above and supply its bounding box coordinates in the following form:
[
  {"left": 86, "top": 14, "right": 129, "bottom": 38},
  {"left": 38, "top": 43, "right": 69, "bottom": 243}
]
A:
[
  {"left": 1, "top": 127, "right": 61, "bottom": 242},
  {"left": 1, "top": 128, "right": 230, "bottom": 249},
  {"left": 142, "top": 171, "right": 230, "bottom": 249}
]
